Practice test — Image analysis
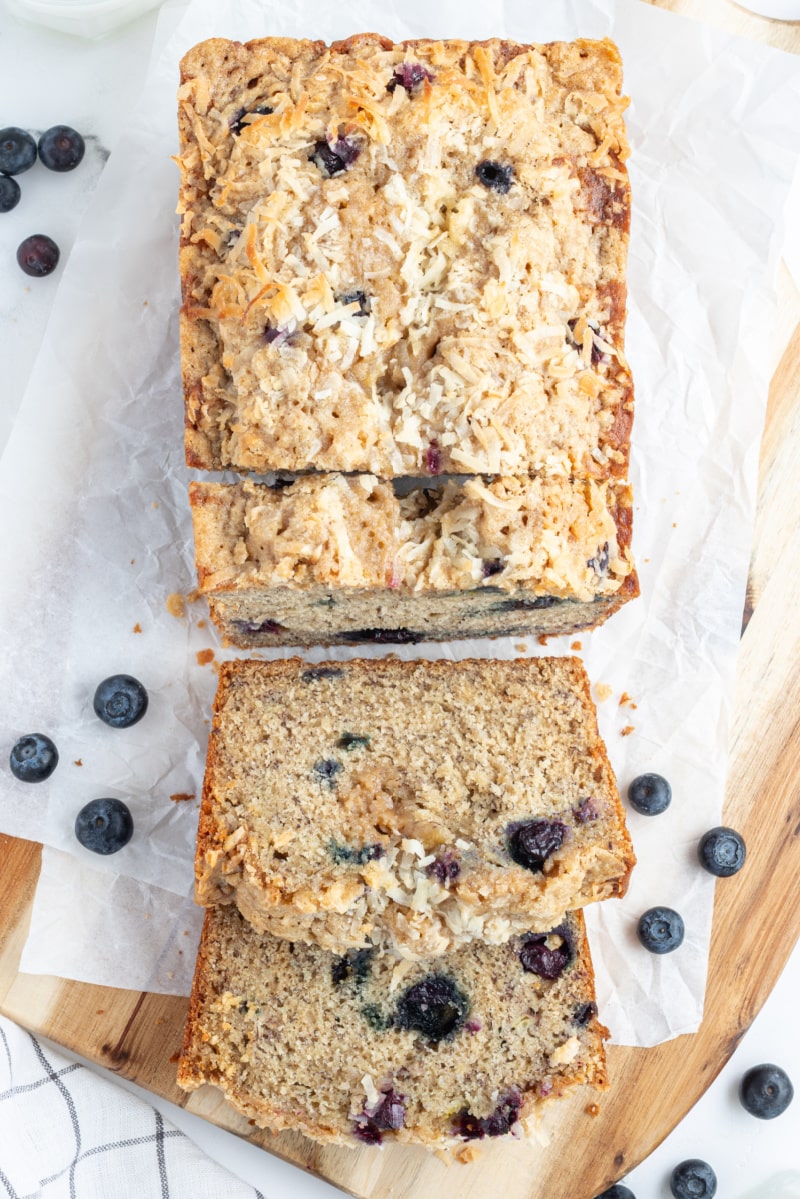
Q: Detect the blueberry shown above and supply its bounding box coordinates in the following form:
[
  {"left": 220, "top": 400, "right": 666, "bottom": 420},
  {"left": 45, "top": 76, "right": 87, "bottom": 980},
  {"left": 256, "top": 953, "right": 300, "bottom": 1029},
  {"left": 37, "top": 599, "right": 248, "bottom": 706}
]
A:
[
  {"left": 387, "top": 63, "right": 434, "bottom": 93},
  {"left": 331, "top": 947, "right": 374, "bottom": 986},
  {"left": 627, "top": 773, "right": 672, "bottom": 816},
  {"left": 0, "top": 127, "right": 37, "bottom": 175},
  {"left": 739, "top": 1063, "right": 794, "bottom": 1119},
  {"left": 637, "top": 906, "right": 684, "bottom": 954},
  {"left": 336, "top": 732, "right": 370, "bottom": 752},
  {"left": 74, "top": 797, "right": 133, "bottom": 855},
  {"left": 310, "top": 135, "right": 361, "bottom": 176},
  {"left": 301, "top": 666, "right": 344, "bottom": 683},
  {"left": 17, "top": 234, "right": 60, "bottom": 278},
  {"left": 574, "top": 797, "right": 600, "bottom": 823},
  {"left": 353, "top": 1085, "right": 406, "bottom": 1144},
  {"left": 482, "top": 559, "right": 504, "bottom": 578},
  {"left": 519, "top": 925, "right": 574, "bottom": 979},
  {"left": 697, "top": 826, "right": 746, "bottom": 877},
  {"left": 38, "top": 125, "right": 85, "bottom": 172},
  {"left": 0, "top": 174, "right": 21, "bottom": 213},
  {"left": 395, "top": 974, "right": 469, "bottom": 1042},
  {"left": 594, "top": 1186, "right": 636, "bottom": 1199},
  {"left": 312, "top": 758, "right": 343, "bottom": 787},
  {"left": 588, "top": 542, "right": 610, "bottom": 575},
  {"left": 507, "top": 819, "right": 567, "bottom": 873},
  {"left": 328, "top": 841, "right": 384, "bottom": 866},
  {"left": 9, "top": 733, "right": 58, "bottom": 783},
  {"left": 476, "top": 160, "right": 514, "bottom": 194},
  {"left": 670, "top": 1159, "right": 717, "bottom": 1199},
  {"left": 230, "top": 105, "right": 273, "bottom": 136},
  {"left": 232, "top": 618, "right": 285, "bottom": 635},
  {"left": 574, "top": 1002, "right": 598, "bottom": 1026},
  {"left": 426, "top": 442, "right": 442, "bottom": 473},
  {"left": 454, "top": 1091, "right": 521, "bottom": 1140},
  {"left": 336, "top": 289, "right": 370, "bottom": 316},
  {"left": 343, "top": 627, "right": 420, "bottom": 644},
  {"left": 93, "top": 674, "right": 148, "bottom": 728},
  {"left": 426, "top": 850, "right": 460, "bottom": 884}
]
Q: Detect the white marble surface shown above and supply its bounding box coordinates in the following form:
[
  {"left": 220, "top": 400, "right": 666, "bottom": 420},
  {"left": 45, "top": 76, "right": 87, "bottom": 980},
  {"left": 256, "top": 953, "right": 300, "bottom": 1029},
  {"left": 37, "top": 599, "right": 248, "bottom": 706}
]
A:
[{"left": 0, "top": 3, "right": 798, "bottom": 1197}]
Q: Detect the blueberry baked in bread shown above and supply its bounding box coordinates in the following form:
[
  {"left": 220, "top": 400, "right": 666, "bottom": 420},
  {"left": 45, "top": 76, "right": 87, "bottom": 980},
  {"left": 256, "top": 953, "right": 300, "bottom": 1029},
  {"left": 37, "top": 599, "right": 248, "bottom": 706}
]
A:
[
  {"left": 195, "top": 656, "right": 634, "bottom": 958},
  {"left": 177, "top": 904, "right": 608, "bottom": 1147},
  {"left": 177, "top": 35, "right": 632, "bottom": 479}
]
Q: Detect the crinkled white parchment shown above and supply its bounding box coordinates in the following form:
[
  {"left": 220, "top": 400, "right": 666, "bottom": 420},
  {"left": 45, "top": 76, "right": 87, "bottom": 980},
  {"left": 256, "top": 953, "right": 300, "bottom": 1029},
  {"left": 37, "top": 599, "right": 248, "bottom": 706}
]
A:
[{"left": 4, "top": 0, "right": 800, "bottom": 1047}]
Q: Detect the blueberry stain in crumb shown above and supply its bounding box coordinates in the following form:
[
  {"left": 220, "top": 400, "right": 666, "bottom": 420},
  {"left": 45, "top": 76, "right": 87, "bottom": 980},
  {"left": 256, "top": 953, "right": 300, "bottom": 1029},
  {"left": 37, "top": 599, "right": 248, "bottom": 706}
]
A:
[
  {"left": 230, "top": 105, "right": 273, "bottom": 135},
  {"left": 0, "top": 127, "right": 37, "bottom": 174},
  {"left": 507, "top": 818, "right": 567, "bottom": 873},
  {"left": 670, "top": 1159, "right": 717, "bottom": 1199},
  {"left": 353, "top": 1086, "right": 406, "bottom": 1144},
  {"left": 38, "top": 126, "right": 85, "bottom": 172},
  {"left": 426, "top": 850, "right": 460, "bottom": 884},
  {"left": 310, "top": 135, "right": 361, "bottom": 176},
  {"left": 343, "top": 627, "right": 420, "bottom": 644},
  {"left": 93, "top": 675, "right": 148, "bottom": 728},
  {"left": 336, "top": 289, "right": 370, "bottom": 316},
  {"left": 627, "top": 772, "right": 671, "bottom": 816},
  {"left": 74, "top": 798, "right": 133, "bottom": 855},
  {"left": 337, "top": 732, "right": 370, "bottom": 752},
  {"left": 232, "top": 618, "right": 284, "bottom": 635},
  {"left": 574, "top": 1002, "right": 598, "bottom": 1025},
  {"left": 476, "top": 160, "right": 514, "bottom": 193},
  {"left": 637, "top": 906, "right": 684, "bottom": 954},
  {"left": 0, "top": 175, "right": 21, "bottom": 213},
  {"left": 518, "top": 925, "right": 574, "bottom": 979},
  {"left": 327, "top": 840, "right": 384, "bottom": 866},
  {"left": 454, "top": 1090, "right": 521, "bottom": 1140},
  {"left": 697, "top": 826, "right": 746, "bottom": 877},
  {"left": 312, "top": 758, "right": 343, "bottom": 787},
  {"left": 17, "top": 234, "right": 60, "bottom": 278},
  {"left": 9, "top": 734, "right": 58, "bottom": 783},
  {"left": 588, "top": 542, "right": 610, "bottom": 575},
  {"left": 482, "top": 559, "right": 504, "bottom": 578},
  {"left": 395, "top": 974, "right": 469, "bottom": 1042},
  {"left": 331, "top": 947, "right": 374, "bottom": 986},
  {"left": 387, "top": 63, "right": 434, "bottom": 93},
  {"left": 739, "top": 1063, "right": 794, "bottom": 1119},
  {"left": 301, "top": 666, "right": 344, "bottom": 683}
]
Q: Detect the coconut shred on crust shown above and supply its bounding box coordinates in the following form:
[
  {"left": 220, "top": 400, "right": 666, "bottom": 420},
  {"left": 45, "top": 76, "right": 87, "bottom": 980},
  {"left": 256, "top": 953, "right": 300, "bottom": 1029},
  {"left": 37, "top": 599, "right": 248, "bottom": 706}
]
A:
[{"left": 177, "top": 35, "right": 633, "bottom": 477}]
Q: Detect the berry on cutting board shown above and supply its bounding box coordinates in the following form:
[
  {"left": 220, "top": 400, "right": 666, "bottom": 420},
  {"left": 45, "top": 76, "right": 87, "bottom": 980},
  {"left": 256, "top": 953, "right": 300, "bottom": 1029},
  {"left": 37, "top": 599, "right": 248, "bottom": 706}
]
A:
[
  {"left": 9, "top": 733, "right": 59, "bottom": 782},
  {"left": 74, "top": 798, "right": 133, "bottom": 855}
]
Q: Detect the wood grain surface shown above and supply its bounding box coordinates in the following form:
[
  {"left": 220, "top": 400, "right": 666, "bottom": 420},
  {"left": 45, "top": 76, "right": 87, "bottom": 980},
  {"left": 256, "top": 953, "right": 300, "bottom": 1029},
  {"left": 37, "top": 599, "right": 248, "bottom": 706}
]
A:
[{"left": 2, "top": 4, "right": 800, "bottom": 1197}]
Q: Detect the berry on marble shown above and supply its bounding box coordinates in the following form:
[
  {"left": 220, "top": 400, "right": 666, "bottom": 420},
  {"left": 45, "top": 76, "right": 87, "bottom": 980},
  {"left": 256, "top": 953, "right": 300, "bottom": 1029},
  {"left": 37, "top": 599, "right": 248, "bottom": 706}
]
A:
[
  {"left": 739, "top": 1063, "right": 794, "bottom": 1119},
  {"left": 38, "top": 125, "right": 85, "bottom": 172},
  {"left": 0, "top": 127, "right": 37, "bottom": 175},
  {"left": 0, "top": 174, "right": 21, "bottom": 213},
  {"left": 17, "top": 234, "right": 60, "bottom": 278},
  {"left": 670, "top": 1159, "right": 717, "bottom": 1199}
]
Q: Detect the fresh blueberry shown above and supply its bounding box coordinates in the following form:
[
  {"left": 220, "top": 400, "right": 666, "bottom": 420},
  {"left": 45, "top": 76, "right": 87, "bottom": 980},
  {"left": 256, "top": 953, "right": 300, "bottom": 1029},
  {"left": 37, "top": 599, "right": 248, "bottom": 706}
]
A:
[
  {"left": 476, "top": 160, "right": 514, "bottom": 194},
  {"left": 627, "top": 773, "right": 672, "bottom": 816},
  {"left": 395, "top": 974, "right": 469, "bottom": 1042},
  {"left": 336, "top": 732, "right": 370, "bottom": 752},
  {"left": 519, "top": 925, "right": 574, "bottom": 979},
  {"left": 336, "top": 289, "right": 370, "bottom": 316},
  {"left": 38, "top": 125, "right": 85, "bottom": 172},
  {"left": 93, "top": 674, "right": 148, "bottom": 728},
  {"left": 594, "top": 1186, "right": 636, "bottom": 1199},
  {"left": 0, "top": 127, "right": 37, "bottom": 175},
  {"left": 454, "top": 1090, "right": 521, "bottom": 1140},
  {"left": 9, "top": 733, "right": 59, "bottom": 783},
  {"left": 739, "top": 1063, "right": 794, "bottom": 1119},
  {"left": 0, "top": 174, "right": 21, "bottom": 213},
  {"left": 74, "top": 797, "right": 134, "bottom": 855},
  {"left": 637, "top": 906, "right": 684, "bottom": 954},
  {"left": 670, "top": 1159, "right": 717, "bottom": 1199},
  {"left": 230, "top": 105, "right": 273, "bottom": 136},
  {"left": 387, "top": 63, "right": 434, "bottom": 93},
  {"left": 507, "top": 819, "right": 567, "bottom": 873},
  {"left": 17, "top": 234, "right": 60, "bottom": 278},
  {"left": 310, "top": 135, "right": 361, "bottom": 176},
  {"left": 697, "top": 826, "right": 746, "bottom": 877},
  {"left": 312, "top": 758, "right": 343, "bottom": 787}
]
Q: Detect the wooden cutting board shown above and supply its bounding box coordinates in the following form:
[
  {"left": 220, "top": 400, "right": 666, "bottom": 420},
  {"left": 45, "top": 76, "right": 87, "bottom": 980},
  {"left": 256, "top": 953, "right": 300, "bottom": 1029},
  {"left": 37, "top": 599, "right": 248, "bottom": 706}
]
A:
[{"left": 2, "top": 4, "right": 800, "bottom": 1196}]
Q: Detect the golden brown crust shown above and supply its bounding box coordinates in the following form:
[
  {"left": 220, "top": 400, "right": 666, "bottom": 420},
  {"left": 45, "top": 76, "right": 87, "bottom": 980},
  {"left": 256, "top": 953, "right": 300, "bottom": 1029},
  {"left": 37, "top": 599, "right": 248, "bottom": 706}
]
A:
[{"left": 177, "top": 35, "right": 632, "bottom": 478}]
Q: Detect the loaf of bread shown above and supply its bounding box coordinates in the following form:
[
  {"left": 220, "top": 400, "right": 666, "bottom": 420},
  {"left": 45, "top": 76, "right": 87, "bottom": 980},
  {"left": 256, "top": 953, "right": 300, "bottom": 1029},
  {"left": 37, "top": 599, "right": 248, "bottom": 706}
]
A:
[
  {"left": 177, "top": 904, "right": 608, "bottom": 1148},
  {"left": 189, "top": 475, "right": 638, "bottom": 648},
  {"left": 177, "top": 35, "right": 632, "bottom": 479},
  {"left": 195, "top": 656, "right": 634, "bottom": 958}
]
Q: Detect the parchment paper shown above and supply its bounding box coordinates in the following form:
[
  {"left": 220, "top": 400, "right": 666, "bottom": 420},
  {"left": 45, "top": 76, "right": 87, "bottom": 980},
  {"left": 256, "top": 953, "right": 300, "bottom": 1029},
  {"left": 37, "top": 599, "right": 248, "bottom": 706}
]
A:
[{"left": 5, "top": 0, "right": 800, "bottom": 1047}]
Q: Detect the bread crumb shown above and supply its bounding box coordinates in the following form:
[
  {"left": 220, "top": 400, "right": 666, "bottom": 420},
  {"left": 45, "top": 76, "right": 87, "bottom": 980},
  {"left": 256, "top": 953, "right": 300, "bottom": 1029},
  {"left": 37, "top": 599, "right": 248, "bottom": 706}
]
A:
[
  {"left": 585, "top": 1102, "right": 600, "bottom": 1117},
  {"left": 515, "top": 643, "right": 527, "bottom": 653},
  {"left": 96, "top": 1009, "right": 105, "bottom": 1015},
  {"left": 152, "top": 501, "right": 159, "bottom": 510},
  {"left": 434, "top": 1149, "right": 453, "bottom": 1167},
  {"left": 73, "top": 759, "right": 83, "bottom": 767},
  {"left": 197, "top": 649, "right": 215, "bottom": 666},
  {"left": 169, "top": 1052, "right": 180, "bottom": 1063},
  {"left": 130, "top": 559, "right": 135, "bottom": 565},
  {"left": 571, "top": 641, "right": 582, "bottom": 651},
  {"left": 620, "top": 725, "right": 635, "bottom": 737},
  {"left": 618, "top": 691, "right": 634, "bottom": 707},
  {"left": 198, "top": 619, "right": 206, "bottom": 629},
  {"left": 455, "top": 1143, "right": 482, "bottom": 1164},
  {"left": 187, "top": 588, "right": 201, "bottom": 604},
  {"left": 133, "top": 623, "right": 142, "bottom": 634},
  {"left": 595, "top": 683, "right": 613, "bottom": 703},
  {"left": 537, "top": 635, "right": 548, "bottom": 646},
  {"left": 170, "top": 792, "right": 196, "bottom": 804},
  {"left": 166, "top": 591, "right": 186, "bottom": 619}
]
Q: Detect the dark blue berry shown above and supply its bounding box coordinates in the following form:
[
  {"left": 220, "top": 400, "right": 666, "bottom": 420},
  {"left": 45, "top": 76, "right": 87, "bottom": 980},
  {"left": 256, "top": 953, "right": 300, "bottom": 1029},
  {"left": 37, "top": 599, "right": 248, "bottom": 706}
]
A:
[
  {"left": 454, "top": 1090, "right": 521, "bottom": 1140},
  {"left": 312, "top": 758, "right": 343, "bottom": 787},
  {"left": 328, "top": 841, "right": 384, "bottom": 866},
  {"left": 426, "top": 850, "right": 460, "bottom": 884},
  {"left": 0, "top": 127, "right": 37, "bottom": 175},
  {"left": 594, "top": 1186, "right": 635, "bottom": 1199},
  {"left": 230, "top": 105, "right": 273, "bottom": 136},
  {"left": 637, "top": 906, "right": 684, "bottom": 954},
  {"left": 519, "top": 925, "right": 574, "bottom": 979},
  {"left": 74, "top": 797, "right": 134, "bottom": 855},
  {"left": 739, "top": 1063, "right": 794, "bottom": 1119},
  {"left": 395, "top": 974, "right": 468, "bottom": 1042},
  {"left": 588, "top": 542, "right": 610, "bottom": 575},
  {"left": 17, "top": 234, "right": 60, "bottom": 278},
  {"left": 627, "top": 773, "right": 672, "bottom": 816},
  {"left": 482, "top": 559, "right": 504, "bottom": 578},
  {"left": 38, "top": 125, "right": 85, "bottom": 172},
  {"left": 337, "top": 732, "right": 370, "bottom": 752},
  {"left": 9, "top": 733, "right": 58, "bottom": 783},
  {"left": 93, "top": 674, "right": 148, "bottom": 728},
  {"left": 0, "top": 175, "right": 21, "bottom": 213},
  {"left": 310, "top": 135, "right": 361, "bottom": 176},
  {"left": 489, "top": 595, "right": 560, "bottom": 612},
  {"left": 232, "top": 618, "right": 285, "bottom": 635},
  {"left": 301, "top": 666, "right": 344, "bottom": 683},
  {"left": 353, "top": 1085, "right": 406, "bottom": 1143},
  {"left": 387, "top": 63, "right": 434, "bottom": 93},
  {"left": 697, "top": 826, "right": 746, "bottom": 877},
  {"left": 670, "top": 1159, "right": 717, "bottom": 1199},
  {"left": 331, "top": 947, "right": 374, "bottom": 986},
  {"left": 476, "top": 160, "right": 514, "bottom": 193},
  {"left": 344, "top": 627, "right": 420, "bottom": 644},
  {"left": 336, "top": 289, "right": 370, "bottom": 316},
  {"left": 507, "top": 819, "right": 567, "bottom": 873},
  {"left": 574, "top": 1002, "right": 598, "bottom": 1026}
]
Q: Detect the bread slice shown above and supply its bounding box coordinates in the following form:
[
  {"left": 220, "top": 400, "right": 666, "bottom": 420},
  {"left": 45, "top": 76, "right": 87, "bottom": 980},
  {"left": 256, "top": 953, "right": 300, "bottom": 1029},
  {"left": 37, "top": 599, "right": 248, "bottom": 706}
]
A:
[
  {"left": 177, "top": 904, "right": 608, "bottom": 1148},
  {"left": 195, "top": 656, "right": 634, "bottom": 958}
]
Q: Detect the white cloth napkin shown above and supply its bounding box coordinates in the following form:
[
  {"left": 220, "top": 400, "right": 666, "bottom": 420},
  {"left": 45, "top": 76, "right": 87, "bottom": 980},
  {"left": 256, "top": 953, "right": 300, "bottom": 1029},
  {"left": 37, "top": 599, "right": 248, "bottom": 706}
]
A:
[{"left": 0, "top": 1016, "right": 263, "bottom": 1199}]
